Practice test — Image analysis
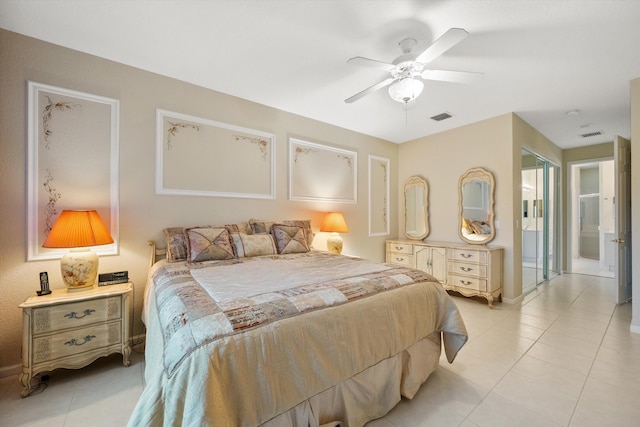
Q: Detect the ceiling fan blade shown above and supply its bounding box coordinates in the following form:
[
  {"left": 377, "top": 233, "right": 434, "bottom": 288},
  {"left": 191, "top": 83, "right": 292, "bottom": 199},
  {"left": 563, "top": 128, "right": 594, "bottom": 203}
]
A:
[
  {"left": 344, "top": 77, "right": 395, "bottom": 103},
  {"left": 347, "top": 56, "right": 395, "bottom": 72},
  {"left": 415, "top": 28, "right": 469, "bottom": 64},
  {"left": 421, "top": 69, "right": 483, "bottom": 84}
]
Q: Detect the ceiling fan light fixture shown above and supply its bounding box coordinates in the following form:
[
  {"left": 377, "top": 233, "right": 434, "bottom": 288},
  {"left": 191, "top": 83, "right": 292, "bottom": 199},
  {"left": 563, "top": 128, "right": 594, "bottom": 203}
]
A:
[{"left": 388, "top": 77, "right": 424, "bottom": 103}]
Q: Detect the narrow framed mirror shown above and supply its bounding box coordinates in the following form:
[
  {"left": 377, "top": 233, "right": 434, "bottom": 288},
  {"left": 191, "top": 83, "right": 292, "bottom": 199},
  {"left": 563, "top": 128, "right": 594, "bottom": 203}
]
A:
[
  {"left": 403, "top": 175, "right": 429, "bottom": 240},
  {"left": 458, "top": 167, "right": 495, "bottom": 244}
]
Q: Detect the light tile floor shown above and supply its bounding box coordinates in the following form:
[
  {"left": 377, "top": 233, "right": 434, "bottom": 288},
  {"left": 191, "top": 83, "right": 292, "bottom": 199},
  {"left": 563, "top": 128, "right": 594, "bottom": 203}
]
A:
[
  {"left": 571, "top": 257, "right": 615, "bottom": 278},
  {"left": 1, "top": 273, "right": 638, "bottom": 426}
]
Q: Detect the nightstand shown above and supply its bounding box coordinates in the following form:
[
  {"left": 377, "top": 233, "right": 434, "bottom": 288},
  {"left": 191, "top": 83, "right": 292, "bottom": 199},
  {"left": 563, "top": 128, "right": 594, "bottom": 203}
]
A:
[{"left": 18, "top": 282, "right": 133, "bottom": 397}]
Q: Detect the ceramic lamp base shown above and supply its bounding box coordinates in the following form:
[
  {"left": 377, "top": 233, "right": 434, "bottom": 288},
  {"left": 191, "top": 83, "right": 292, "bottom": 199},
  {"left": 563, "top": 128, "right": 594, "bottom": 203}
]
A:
[
  {"left": 326, "top": 232, "right": 343, "bottom": 254},
  {"left": 61, "top": 248, "right": 98, "bottom": 291}
]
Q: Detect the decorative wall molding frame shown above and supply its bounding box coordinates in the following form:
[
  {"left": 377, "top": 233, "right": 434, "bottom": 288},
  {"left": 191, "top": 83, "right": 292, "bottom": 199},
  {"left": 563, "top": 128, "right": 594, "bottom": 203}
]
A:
[
  {"left": 289, "top": 138, "right": 357, "bottom": 203},
  {"left": 156, "top": 109, "right": 275, "bottom": 199},
  {"left": 27, "top": 81, "right": 119, "bottom": 261},
  {"left": 368, "top": 155, "right": 390, "bottom": 236}
]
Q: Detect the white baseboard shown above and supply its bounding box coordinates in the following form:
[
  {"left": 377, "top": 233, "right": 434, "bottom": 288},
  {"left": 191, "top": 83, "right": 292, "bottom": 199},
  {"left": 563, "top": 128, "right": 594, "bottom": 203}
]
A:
[
  {"left": 631, "top": 324, "right": 640, "bottom": 334},
  {"left": 502, "top": 294, "right": 524, "bottom": 305},
  {"left": 0, "top": 364, "right": 21, "bottom": 378}
]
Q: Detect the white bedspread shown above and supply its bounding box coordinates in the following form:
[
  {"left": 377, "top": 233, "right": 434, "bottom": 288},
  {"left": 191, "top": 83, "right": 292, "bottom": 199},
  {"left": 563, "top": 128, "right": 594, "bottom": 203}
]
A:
[
  {"left": 190, "top": 253, "right": 391, "bottom": 302},
  {"left": 129, "top": 252, "right": 467, "bottom": 427}
]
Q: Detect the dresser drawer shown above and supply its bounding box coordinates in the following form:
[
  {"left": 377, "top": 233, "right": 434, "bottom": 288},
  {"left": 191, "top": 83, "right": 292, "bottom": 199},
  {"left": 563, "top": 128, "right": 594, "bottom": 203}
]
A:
[
  {"left": 32, "top": 296, "right": 122, "bottom": 334},
  {"left": 387, "top": 253, "right": 415, "bottom": 267},
  {"left": 448, "top": 261, "right": 487, "bottom": 278},
  {"left": 386, "top": 242, "right": 414, "bottom": 255},
  {"left": 448, "top": 274, "right": 487, "bottom": 292},
  {"left": 448, "top": 249, "right": 487, "bottom": 264},
  {"left": 32, "top": 321, "right": 123, "bottom": 364}
]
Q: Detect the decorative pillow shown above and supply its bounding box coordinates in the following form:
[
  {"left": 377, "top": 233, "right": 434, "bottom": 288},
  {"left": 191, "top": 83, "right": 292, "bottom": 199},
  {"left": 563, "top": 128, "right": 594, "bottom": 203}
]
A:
[
  {"left": 163, "top": 227, "right": 187, "bottom": 262},
  {"left": 185, "top": 227, "right": 235, "bottom": 262},
  {"left": 271, "top": 224, "right": 310, "bottom": 254},
  {"left": 224, "top": 222, "right": 253, "bottom": 235},
  {"left": 249, "top": 218, "right": 314, "bottom": 247},
  {"left": 462, "top": 218, "right": 474, "bottom": 235},
  {"left": 230, "top": 232, "right": 277, "bottom": 257},
  {"left": 248, "top": 219, "right": 275, "bottom": 235}
]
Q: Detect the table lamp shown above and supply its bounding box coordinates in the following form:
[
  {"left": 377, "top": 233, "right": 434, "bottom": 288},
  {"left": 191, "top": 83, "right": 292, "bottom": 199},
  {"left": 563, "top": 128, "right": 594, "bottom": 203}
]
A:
[
  {"left": 320, "top": 212, "right": 348, "bottom": 254},
  {"left": 42, "top": 210, "right": 114, "bottom": 291}
]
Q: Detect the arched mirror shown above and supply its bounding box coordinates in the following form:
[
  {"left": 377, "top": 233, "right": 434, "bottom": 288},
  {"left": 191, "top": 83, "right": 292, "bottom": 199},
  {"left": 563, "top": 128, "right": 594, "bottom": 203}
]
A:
[
  {"left": 458, "top": 167, "right": 495, "bottom": 245},
  {"left": 403, "top": 176, "right": 429, "bottom": 240}
]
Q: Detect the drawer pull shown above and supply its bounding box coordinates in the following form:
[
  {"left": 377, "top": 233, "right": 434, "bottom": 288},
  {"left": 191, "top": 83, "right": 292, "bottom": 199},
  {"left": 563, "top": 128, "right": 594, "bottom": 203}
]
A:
[
  {"left": 460, "top": 280, "right": 473, "bottom": 286},
  {"left": 64, "top": 335, "right": 96, "bottom": 347},
  {"left": 395, "top": 257, "right": 404, "bottom": 262},
  {"left": 395, "top": 246, "right": 405, "bottom": 251},
  {"left": 460, "top": 267, "right": 472, "bottom": 272},
  {"left": 65, "top": 309, "right": 96, "bottom": 319},
  {"left": 460, "top": 253, "right": 473, "bottom": 259}
]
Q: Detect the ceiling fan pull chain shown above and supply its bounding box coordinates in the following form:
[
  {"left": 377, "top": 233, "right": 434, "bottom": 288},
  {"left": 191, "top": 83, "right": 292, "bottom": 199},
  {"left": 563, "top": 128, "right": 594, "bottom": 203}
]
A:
[{"left": 403, "top": 101, "right": 414, "bottom": 126}]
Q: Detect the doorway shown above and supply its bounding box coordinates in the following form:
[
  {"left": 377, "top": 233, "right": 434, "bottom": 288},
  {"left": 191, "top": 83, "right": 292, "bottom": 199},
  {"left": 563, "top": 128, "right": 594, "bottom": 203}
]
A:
[
  {"left": 569, "top": 160, "right": 615, "bottom": 278},
  {"left": 521, "top": 149, "right": 560, "bottom": 294}
]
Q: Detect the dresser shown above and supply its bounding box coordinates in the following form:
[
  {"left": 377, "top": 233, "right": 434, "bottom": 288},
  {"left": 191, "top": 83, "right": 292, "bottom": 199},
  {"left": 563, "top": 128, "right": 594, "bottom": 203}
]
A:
[
  {"left": 386, "top": 240, "right": 503, "bottom": 308},
  {"left": 19, "top": 283, "right": 132, "bottom": 397}
]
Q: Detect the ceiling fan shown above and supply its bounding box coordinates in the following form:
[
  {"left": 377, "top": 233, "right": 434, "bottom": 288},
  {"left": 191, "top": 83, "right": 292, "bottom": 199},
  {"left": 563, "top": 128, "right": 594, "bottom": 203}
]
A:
[{"left": 345, "top": 28, "right": 482, "bottom": 104}]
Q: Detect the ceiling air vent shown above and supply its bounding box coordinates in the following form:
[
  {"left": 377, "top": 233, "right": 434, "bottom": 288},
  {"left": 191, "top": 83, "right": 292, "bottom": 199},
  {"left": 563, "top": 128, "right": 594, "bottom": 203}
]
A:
[
  {"left": 430, "top": 112, "right": 453, "bottom": 122},
  {"left": 580, "top": 130, "right": 604, "bottom": 138}
]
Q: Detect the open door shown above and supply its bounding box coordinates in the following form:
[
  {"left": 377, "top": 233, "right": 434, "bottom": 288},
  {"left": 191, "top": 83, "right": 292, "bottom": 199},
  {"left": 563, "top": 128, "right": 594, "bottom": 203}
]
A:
[{"left": 614, "top": 135, "right": 632, "bottom": 304}]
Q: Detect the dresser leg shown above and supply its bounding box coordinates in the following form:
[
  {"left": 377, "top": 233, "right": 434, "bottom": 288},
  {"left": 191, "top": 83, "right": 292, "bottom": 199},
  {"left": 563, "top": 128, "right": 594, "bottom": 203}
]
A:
[
  {"left": 487, "top": 294, "right": 494, "bottom": 309},
  {"left": 19, "top": 371, "right": 32, "bottom": 397},
  {"left": 122, "top": 345, "right": 131, "bottom": 367}
]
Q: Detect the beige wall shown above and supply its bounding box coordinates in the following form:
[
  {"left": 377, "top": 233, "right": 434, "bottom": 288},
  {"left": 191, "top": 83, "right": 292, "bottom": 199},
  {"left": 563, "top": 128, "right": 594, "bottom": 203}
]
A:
[
  {"left": 398, "top": 114, "right": 518, "bottom": 299},
  {"left": 631, "top": 77, "right": 640, "bottom": 333},
  {"left": 398, "top": 113, "right": 561, "bottom": 303},
  {"left": 0, "top": 30, "right": 399, "bottom": 371}
]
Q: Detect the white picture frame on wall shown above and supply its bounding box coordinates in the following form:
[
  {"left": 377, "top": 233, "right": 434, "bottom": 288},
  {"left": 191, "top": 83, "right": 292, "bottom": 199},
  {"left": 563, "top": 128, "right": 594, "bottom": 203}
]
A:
[
  {"left": 27, "top": 81, "right": 120, "bottom": 261},
  {"left": 289, "top": 138, "right": 357, "bottom": 203},
  {"left": 369, "top": 155, "right": 390, "bottom": 236},
  {"left": 156, "top": 109, "right": 275, "bottom": 199}
]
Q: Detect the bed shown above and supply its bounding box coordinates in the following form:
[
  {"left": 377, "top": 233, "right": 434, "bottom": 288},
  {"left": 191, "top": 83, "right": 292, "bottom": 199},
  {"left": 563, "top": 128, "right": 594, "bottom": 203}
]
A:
[{"left": 127, "top": 220, "right": 468, "bottom": 427}]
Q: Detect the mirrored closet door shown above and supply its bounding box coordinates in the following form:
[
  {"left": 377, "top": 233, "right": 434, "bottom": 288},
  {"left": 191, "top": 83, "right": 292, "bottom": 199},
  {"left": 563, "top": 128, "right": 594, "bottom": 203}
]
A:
[{"left": 521, "top": 149, "right": 560, "bottom": 294}]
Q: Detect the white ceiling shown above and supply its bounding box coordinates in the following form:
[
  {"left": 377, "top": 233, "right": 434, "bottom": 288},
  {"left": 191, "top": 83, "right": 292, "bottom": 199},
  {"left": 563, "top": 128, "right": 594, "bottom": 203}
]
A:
[{"left": 2, "top": 0, "right": 639, "bottom": 148}]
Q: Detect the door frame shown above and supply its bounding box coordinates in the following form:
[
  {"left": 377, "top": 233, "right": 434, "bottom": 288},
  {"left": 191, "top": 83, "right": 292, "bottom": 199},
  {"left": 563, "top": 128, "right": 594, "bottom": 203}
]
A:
[{"left": 566, "top": 157, "right": 613, "bottom": 275}]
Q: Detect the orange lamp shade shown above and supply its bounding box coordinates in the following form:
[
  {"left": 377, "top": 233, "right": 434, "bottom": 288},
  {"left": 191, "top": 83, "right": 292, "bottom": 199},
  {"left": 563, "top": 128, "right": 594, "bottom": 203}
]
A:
[
  {"left": 320, "top": 212, "right": 349, "bottom": 233},
  {"left": 43, "top": 210, "right": 113, "bottom": 248}
]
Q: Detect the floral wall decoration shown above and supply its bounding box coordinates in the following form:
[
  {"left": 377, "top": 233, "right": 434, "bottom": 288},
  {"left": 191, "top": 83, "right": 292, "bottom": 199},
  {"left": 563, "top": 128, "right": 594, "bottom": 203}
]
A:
[
  {"left": 289, "top": 138, "right": 357, "bottom": 203},
  {"left": 235, "top": 135, "right": 269, "bottom": 161},
  {"left": 157, "top": 109, "right": 275, "bottom": 199},
  {"left": 42, "top": 96, "right": 79, "bottom": 149},
  {"left": 27, "top": 81, "right": 120, "bottom": 261},
  {"left": 368, "top": 155, "right": 390, "bottom": 236},
  {"left": 167, "top": 121, "right": 200, "bottom": 150}
]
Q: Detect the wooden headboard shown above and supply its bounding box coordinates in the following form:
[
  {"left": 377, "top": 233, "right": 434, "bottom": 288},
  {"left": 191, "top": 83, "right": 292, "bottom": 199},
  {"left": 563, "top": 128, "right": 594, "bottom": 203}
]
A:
[{"left": 147, "top": 240, "right": 166, "bottom": 270}]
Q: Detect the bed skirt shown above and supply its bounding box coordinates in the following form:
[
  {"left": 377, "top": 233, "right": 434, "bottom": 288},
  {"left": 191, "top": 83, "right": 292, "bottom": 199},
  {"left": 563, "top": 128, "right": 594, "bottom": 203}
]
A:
[{"left": 261, "top": 331, "right": 442, "bottom": 426}]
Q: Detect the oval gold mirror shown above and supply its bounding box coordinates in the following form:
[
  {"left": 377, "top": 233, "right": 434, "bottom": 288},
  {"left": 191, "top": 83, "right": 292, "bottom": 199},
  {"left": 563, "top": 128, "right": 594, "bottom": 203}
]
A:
[
  {"left": 403, "top": 176, "right": 429, "bottom": 240},
  {"left": 458, "top": 167, "right": 495, "bottom": 244}
]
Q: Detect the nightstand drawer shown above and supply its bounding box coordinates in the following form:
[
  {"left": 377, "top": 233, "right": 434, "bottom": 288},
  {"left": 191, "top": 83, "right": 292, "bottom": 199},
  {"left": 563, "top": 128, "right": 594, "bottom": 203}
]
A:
[
  {"left": 448, "top": 261, "right": 487, "bottom": 278},
  {"left": 448, "top": 249, "right": 487, "bottom": 264},
  {"left": 32, "top": 321, "right": 122, "bottom": 364},
  {"left": 448, "top": 274, "right": 487, "bottom": 292},
  {"left": 387, "top": 253, "right": 415, "bottom": 267},
  {"left": 32, "top": 296, "right": 121, "bottom": 334},
  {"left": 386, "top": 243, "right": 414, "bottom": 255}
]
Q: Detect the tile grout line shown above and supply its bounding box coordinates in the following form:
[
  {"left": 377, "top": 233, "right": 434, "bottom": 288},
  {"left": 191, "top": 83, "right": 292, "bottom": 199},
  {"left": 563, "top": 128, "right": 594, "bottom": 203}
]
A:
[
  {"left": 458, "top": 275, "right": 598, "bottom": 427},
  {"left": 565, "top": 303, "right": 617, "bottom": 427}
]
